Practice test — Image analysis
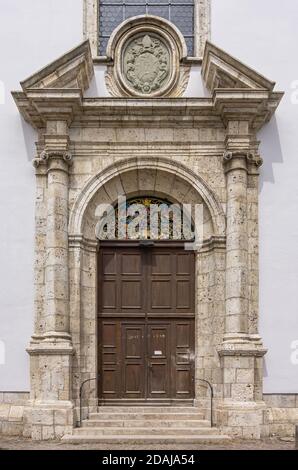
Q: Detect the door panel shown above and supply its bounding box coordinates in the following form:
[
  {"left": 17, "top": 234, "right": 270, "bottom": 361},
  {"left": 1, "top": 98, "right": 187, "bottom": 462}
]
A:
[
  {"left": 99, "top": 248, "right": 145, "bottom": 315},
  {"left": 147, "top": 249, "right": 195, "bottom": 315},
  {"left": 100, "top": 321, "right": 121, "bottom": 398},
  {"left": 147, "top": 324, "right": 170, "bottom": 398},
  {"left": 122, "top": 324, "right": 145, "bottom": 398},
  {"left": 172, "top": 321, "right": 195, "bottom": 399}
]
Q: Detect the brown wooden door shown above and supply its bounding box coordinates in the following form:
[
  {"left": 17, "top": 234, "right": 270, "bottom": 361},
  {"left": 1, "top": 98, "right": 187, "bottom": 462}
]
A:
[{"left": 98, "top": 243, "right": 195, "bottom": 403}]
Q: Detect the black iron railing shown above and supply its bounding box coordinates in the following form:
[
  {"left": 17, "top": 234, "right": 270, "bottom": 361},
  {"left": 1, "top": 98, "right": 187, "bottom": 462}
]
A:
[
  {"left": 197, "top": 379, "right": 214, "bottom": 428},
  {"left": 78, "top": 376, "right": 98, "bottom": 428}
]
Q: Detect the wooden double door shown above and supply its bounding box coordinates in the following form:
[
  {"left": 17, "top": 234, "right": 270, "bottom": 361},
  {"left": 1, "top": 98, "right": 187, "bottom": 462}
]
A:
[{"left": 98, "top": 242, "right": 195, "bottom": 404}]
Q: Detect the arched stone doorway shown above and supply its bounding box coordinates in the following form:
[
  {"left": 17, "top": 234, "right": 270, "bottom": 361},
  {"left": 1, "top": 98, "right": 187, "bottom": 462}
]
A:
[{"left": 68, "top": 157, "right": 226, "bottom": 412}]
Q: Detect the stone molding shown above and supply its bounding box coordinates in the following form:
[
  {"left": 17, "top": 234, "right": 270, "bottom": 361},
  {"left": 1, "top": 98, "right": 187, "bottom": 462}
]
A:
[
  {"left": 68, "top": 234, "right": 98, "bottom": 253},
  {"left": 199, "top": 236, "right": 226, "bottom": 253},
  {"left": 217, "top": 344, "right": 267, "bottom": 358},
  {"left": 26, "top": 345, "right": 74, "bottom": 356}
]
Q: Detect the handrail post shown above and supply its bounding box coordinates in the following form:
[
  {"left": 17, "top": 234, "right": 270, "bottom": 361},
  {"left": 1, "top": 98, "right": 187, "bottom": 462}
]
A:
[
  {"left": 197, "top": 379, "right": 214, "bottom": 428},
  {"left": 78, "top": 376, "right": 98, "bottom": 428}
]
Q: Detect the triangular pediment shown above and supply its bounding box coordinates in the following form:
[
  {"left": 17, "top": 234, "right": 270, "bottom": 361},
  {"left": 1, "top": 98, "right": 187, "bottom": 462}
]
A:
[
  {"left": 20, "top": 40, "right": 94, "bottom": 92},
  {"left": 202, "top": 41, "right": 276, "bottom": 92}
]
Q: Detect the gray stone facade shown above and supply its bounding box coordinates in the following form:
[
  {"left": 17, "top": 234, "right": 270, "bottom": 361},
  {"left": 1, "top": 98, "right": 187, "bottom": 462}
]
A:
[{"left": 4, "top": 15, "right": 296, "bottom": 441}]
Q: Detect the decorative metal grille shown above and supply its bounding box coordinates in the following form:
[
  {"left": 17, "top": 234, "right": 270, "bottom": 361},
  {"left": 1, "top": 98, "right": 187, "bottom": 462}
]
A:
[
  {"left": 97, "top": 197, "right": 194, "bottom": 240},
  {"left": 98, "top": 0, "right": 195, "bottom": 55}
]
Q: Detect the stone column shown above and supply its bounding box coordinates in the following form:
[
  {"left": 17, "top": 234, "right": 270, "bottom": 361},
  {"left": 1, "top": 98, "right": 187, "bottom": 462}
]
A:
[
  {"left": 26, "top": 121, "right": 74, "bottom": 440},
  {"left": 217, "top": 121, "right": 267, "bottom": 439},
  {"left": 223, "top": 150, "right": 249, "bottom": 339},
  {"left": 44, "top": 151, "right": 72, "bottom": 336}
]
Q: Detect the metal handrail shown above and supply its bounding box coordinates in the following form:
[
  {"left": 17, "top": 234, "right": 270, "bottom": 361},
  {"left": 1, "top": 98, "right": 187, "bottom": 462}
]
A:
[
  {"left": 197, "top": 379, "right": 214, "bottom": 428},
  {"left": 78, "top": 376, "right": 98, "bottom": 427}
]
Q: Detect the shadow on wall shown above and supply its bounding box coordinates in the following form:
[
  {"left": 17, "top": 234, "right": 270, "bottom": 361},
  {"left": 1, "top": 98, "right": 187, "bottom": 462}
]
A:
[
  {"left": 258, "top": 116, "right": 283, "bottom": 192},
  {"left": 84, "top": 66, "right": 105, "bottom": 98},
  {"left": 20, "top": 115, "right": 37, "bottom": 163}
]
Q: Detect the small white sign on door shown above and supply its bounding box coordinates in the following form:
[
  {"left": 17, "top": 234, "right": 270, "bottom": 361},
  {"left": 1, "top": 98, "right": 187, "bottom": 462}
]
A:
[{"left": 154, "top": 350, "right": 162, "bottom": 356}]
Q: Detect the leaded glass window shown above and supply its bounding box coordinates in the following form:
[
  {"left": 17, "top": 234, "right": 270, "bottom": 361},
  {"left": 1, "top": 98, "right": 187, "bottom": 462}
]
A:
[{"left": 99, "top": 0, "right": 195, "bottom": 56}]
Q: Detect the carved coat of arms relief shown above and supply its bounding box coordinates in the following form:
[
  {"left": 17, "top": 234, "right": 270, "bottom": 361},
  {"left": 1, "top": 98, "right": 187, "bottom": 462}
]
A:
[{"left": 123, "top": 34, "right": 170, "bottom": 95}]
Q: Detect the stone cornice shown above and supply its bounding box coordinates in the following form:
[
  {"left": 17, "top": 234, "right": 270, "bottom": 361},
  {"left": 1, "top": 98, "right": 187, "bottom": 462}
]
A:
[
  {"left": 12, "top": 41, "right": 283, "bottom": 132},
  {"left": 213, "top": 89, "right": 283, "bottom": 131},
  {"left": 20, "top": 40, "right": 93, "bottom": 91},
  {"left": 12, "top": 40, "right": 94, "bottom": 129},
  {"left": 12, "top": 93, "right": 282, "bottom": 131},
  {"left": 12, "top": 89, "right": 83, "bottom": 129}
]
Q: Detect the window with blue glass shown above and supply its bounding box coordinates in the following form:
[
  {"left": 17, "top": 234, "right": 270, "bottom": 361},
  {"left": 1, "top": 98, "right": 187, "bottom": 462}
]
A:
[{"left": 99, "top": 0, "right": 195, "bottom": 56}]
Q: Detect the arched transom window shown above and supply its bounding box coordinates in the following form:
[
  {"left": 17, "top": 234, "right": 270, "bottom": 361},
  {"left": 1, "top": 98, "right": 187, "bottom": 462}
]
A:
[{"left": 96, "top": 196, "right": 194, "bottom": 240}]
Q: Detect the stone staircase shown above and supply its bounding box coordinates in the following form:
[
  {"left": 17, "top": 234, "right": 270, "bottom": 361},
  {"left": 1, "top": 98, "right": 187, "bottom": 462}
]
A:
[{"left": 62, "top": 406, "right": 230, "bottom": 444}]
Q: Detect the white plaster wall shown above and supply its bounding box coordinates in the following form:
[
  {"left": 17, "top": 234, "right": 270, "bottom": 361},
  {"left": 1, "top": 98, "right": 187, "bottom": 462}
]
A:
[
  {"left": 212, "top": 0, "right": 298, "bottom": 393},
  {"left": 0, "top": 0, "right": 297, "bottom": 393},
  {"left": 0, "top": 0, "right": 82, "bottom": 390}
]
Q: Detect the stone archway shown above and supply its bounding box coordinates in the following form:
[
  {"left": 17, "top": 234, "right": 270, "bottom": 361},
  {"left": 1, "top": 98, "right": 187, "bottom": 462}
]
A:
[{"left": 69, "top": 156, "right": 226, "bottom": 238}]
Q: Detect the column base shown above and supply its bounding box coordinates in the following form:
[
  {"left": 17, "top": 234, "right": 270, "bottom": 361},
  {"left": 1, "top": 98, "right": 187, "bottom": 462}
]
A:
[
  {"left": 26, "top": 334, "right": 75, "bottom": 440},
  {"left": 216, "top": 401, "right": 268, "bottom": 439},
  {"left": 24, "top": 401, "right": 75, "bottom": 440},
  {"left": 217, "top": 335, "right": 268, "bottom": 439}
]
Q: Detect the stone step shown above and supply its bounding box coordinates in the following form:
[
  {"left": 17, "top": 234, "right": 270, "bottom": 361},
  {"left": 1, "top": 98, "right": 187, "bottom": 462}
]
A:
[
  {"left": 73, "top": 426, "right": 217, "bottom": 436},
  {"left": 96, "top": 406, "right": 199, "bottom": 414},
  {"left": 62, "top": 434, "right": 230, "bottom": 445},
  {"left": 89, "top": 412, "right": 204, "bottom": 421},
  {"left": 82, "top": 419, "right": 209, "bottom": 428}
]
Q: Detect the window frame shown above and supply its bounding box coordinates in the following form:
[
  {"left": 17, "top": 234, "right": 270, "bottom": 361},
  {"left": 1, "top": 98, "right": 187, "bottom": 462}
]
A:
[{"left": 83, "top": 0, "right": 210, "bottom": 60}]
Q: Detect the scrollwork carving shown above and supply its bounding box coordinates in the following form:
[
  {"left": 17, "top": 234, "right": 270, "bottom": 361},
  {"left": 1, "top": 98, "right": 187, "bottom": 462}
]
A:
[
  {"left": 33, "top": 150, "right": 73, "bottom": 169},
  {"left": 223, "top": 151, "right": 263, "bottom": 168}
]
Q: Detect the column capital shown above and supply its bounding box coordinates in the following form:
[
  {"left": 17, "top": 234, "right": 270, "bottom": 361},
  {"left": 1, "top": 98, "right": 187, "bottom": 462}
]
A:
[
  {"left": 33, "top": 149, "right": 73, "bottom": 172},
  {"left": 223, "top": 150, "right": 263, "bottom": 173}
]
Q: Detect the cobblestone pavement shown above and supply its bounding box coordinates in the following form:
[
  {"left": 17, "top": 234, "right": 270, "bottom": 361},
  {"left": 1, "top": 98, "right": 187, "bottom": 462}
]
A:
[{"left": 0, "top": 437, "right": 296, "bottom": 451}]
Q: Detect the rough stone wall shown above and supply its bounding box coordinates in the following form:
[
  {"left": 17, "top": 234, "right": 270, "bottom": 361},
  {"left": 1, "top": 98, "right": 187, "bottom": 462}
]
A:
[
  {"left": 264, "top": 394, "right": 298, "bottom": 438},
  {"left": 0, "top": 392, "right": 29, "bottom": 437}
]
